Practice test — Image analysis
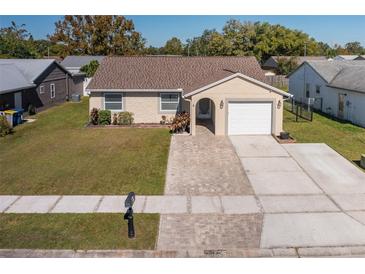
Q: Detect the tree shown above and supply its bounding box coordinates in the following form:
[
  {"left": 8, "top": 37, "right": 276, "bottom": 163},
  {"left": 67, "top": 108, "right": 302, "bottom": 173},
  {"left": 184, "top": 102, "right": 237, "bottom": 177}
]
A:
[
  {"left": 345, "top": 41, "right": 364, "bottom": 55},
  {"left": 80, "top": 60, "right": 100, "bottom": 77},
  {"left": 49, "top": 15, "right": 145, "bottom": 56},
  {"left": 162, "top": 37, "right": 183, "bottom": 55},
  {"left": 276, "top": 56, "right": 299, "bottom": 75},
  {"left": 0, "top": 21, "right": 39, "bottom": 58},
  {"left": 180, "top": 19, "right": 325, "bottom": 63}
]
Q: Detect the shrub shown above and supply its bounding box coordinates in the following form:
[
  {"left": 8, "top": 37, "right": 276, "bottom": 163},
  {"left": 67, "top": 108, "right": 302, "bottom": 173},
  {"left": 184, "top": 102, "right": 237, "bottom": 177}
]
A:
[
  {"left": 28, "top": 104, "right": 36, "bottom": 115},
  {"left": 169, "top": 112, "right": 190, "bottom": 133},
  {"left": 0, "top": 116, "right": 12, "bottom": 137},
  {"left": 117, "top": 112, "right": 134, "bottom": 125},
  {"left": 90, "top": 108, "right": 99, "bottom": 125},
  {"left": 112, "top": 113, "right": 118, "bottom": 125},
  {"left": 98, "top": 110, "right": 111, "bottom": 125},
  {"left": 160, "top": 115, "right": 166, "bottom": 124}
]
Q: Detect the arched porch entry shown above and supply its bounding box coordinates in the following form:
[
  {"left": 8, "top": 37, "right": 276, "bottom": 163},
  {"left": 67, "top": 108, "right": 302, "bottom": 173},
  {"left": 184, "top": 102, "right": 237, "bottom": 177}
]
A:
[{"left": 195, "top": 97, "right": 216, "bottom": 135}]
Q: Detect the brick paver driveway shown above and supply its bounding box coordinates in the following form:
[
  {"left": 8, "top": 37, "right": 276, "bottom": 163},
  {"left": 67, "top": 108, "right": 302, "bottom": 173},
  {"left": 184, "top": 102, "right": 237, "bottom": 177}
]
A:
[
  {"left": 158, "top": 126, "right": 260, "bottom": 250},
  {"left": 165, "top": 125, "right": 253, "bottom": 195}
]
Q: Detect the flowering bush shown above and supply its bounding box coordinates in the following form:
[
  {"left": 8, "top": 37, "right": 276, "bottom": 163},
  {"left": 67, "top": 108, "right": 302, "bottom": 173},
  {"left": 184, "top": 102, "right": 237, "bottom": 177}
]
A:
[
  {"left": 169, "top": 112, "right": 190, "bottom": 133},
  {"left": 90, "top": 108, "right": 99, "bottom": 125}
]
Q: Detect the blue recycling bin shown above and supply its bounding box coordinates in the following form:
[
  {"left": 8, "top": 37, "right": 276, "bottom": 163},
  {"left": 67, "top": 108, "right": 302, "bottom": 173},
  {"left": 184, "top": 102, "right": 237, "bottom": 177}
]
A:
[{"left": 12, "top": 108, "right": 24, "bottom": 126}]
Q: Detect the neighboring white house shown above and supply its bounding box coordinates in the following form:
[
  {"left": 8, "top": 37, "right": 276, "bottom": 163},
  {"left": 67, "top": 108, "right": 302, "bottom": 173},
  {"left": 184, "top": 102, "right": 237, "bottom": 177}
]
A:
[
  {"left": 61, "top": 56, "right": 105, "bottom": 96},
  {"left": 288, "top": 60, "right": 365, "bottom": 127}
]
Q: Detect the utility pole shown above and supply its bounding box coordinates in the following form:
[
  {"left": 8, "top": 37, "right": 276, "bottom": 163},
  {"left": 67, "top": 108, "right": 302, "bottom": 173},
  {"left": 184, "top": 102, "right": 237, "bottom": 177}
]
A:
[{"left": 304, "top": 42, "right": 307, "bottom": 57}]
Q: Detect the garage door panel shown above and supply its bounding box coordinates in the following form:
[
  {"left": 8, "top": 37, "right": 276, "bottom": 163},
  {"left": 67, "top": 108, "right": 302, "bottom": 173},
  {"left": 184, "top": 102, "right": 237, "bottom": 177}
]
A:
[{"left": 228, "top": 102, "right": 272, "bottom": 135}]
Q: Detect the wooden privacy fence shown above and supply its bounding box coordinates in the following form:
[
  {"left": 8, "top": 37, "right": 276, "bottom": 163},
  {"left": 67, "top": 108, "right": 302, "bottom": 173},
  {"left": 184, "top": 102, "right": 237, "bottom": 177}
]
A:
[{"left": 265, "top": 75, "right": 288, "bottom": 89}]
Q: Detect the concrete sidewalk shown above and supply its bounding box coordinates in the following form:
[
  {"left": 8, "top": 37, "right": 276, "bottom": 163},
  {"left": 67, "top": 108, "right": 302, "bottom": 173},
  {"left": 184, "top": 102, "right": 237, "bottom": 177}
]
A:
[{"left": 0, "top": 195, "right": 260, "bottom": 214}]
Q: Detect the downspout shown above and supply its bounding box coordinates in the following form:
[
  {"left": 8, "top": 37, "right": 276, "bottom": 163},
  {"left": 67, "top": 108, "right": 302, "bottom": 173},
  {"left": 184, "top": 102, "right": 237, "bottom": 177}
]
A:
[{"left": 66, "top": 73, "right": 70, "bottom": 101}]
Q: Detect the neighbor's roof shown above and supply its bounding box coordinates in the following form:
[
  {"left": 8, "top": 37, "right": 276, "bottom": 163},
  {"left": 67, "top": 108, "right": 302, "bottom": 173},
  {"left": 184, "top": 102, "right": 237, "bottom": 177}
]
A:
[
  {"left": 0, "top": 64, "right": 35, "bottom": 94},
  {"left": 0, "top": 59, "right": 56, "bottom": 82},
  {"left": 290, "top": 60, "right": 365, "bottom": 94},
  {"left": 87, "top": 56, "right": 265, "bottom": 95},
  {"left": 61, "top": 55, "right": 105, "bottom": 68},
  {"left": 263, "top": 56, "right": 327, "bottom": 68},
  {"left": 328, "top": 65, "right": 365, "bottom": 93},
  {"left": 334, "top": 55, "right": 359, "bottom": 61},
  {"left": 355, "top": 55, "right": 365, "bottom": 60}
]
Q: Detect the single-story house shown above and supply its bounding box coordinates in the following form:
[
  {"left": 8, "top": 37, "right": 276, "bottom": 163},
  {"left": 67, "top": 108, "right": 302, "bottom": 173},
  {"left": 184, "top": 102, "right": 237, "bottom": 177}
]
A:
[
  {"left": 61, "top": 55, "right": 105, "bottom": 96},
  {"left": 333, "top": 55, "right": 360, "bottom": 61},
  {"left": 87, "top": 56, "right": 291, "bottom": 136},
  {"left": 262, "top": 56, "right": 327, "bottom": 74},
  {"left": 0, "top": 59, "right": 70, "bottom": 112},
  {"left": 288, "top": 60, "right": 365, "bottom": 127}
]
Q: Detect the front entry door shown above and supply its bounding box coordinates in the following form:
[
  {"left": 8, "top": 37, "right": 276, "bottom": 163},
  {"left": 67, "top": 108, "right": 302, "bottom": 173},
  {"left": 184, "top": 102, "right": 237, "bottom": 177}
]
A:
[
  {"left": 338, "top": 94, "right": 345, "bottom": 119},
  {"left": 14, "top": 92, "right": 22, "bottom": 109},
  {"left": 197, "top": 99, "right": 211, "bottom": 119}
]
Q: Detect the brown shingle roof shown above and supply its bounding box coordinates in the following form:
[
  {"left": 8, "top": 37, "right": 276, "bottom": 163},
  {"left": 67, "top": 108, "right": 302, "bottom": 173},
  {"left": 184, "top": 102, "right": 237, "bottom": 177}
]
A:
[{"left": 87, "top": 56, "right": 265, "bottom": 95}]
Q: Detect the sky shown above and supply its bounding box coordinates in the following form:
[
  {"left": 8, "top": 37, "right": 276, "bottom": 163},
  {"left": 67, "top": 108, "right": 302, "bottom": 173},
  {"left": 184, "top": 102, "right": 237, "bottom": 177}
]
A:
[{"left": 0, "top": 15, "right": 365, "bottom": 47}]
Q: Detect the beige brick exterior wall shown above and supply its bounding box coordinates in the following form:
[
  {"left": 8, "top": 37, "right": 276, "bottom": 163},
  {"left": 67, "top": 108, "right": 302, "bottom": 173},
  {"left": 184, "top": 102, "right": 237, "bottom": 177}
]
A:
[{"left": 89, "top": 91, "right": 190, "bottom": 123}]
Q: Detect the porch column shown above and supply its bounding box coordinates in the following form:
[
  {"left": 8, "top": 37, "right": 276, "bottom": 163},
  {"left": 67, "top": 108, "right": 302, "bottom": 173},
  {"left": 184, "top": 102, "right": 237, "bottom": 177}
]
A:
[{"left": 190, "top": 98, "right": 196, "bottom": 136}]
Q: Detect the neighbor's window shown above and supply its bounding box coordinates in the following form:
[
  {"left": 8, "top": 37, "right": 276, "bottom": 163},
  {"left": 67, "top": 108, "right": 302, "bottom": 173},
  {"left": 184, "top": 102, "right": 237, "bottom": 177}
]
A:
[
  {"left": 50, "top": 84, "right": 56, "bottom": 98},
  {"left": 104, "top": 93, "right": 123, "bottom": 111},
  {"left": 316, "top": 85, "right": 321, "bottom": 94},
  {"left": 305, "top": 83, "right": 310, "bottom": 98},
  {"left": 160, "top": 93, "right": 179, "bottom": 111},
  {"left": 39, "top": 85, "right": 45, "bottom": 94}
]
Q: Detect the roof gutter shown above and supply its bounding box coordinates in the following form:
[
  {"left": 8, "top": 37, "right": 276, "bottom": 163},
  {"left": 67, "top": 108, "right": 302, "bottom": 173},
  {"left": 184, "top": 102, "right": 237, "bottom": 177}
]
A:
[{"left": 0, "top": 84, "right": 36, "bottom": 94}]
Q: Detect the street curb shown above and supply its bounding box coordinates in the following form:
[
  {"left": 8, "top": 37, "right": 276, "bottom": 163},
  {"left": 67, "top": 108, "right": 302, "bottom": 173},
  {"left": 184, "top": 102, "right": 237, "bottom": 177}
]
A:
[{"left": 1, "top": 246, "right": 365, "bottom": 257}]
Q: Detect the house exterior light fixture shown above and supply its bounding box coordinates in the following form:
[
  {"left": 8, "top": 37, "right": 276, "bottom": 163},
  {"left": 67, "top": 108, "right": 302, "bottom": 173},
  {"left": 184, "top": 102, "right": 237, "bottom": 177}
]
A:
[
  {"left": 277, "top": 100, "right": 282, "bottom": 109},
  {"left": 220, "top": 100, "right": 224, "bottom": 109}
]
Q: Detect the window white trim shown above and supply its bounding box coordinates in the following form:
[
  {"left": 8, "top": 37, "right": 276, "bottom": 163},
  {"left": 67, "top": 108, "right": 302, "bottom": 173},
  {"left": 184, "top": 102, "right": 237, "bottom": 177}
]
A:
[
  {"left": 39, "top": 85, "right": 45, "bottom": 94},
  {"left": 160, "top": 92, "right": 180, "bottom": 112},
  {"left": 104, "top": 92, "right": 123, "bottom": 111},
  {"left": 50, "top": 83, "right": 56, "bottom": 98}
]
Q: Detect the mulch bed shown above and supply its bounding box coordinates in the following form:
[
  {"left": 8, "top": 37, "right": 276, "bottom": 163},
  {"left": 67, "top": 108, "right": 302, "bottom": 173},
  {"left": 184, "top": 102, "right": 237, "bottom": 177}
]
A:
[{"left": 86, "top": 123, "right": 170, "bottom": 129}]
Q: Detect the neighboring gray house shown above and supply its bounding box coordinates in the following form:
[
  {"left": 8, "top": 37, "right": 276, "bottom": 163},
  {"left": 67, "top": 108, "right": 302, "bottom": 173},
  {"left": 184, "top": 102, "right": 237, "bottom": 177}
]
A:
[
  {"left": 0, "top": 59, "right": 70, "bottom": 112},
  {"left": 262, "top": 56, "right": 327, "bottom": 74},
  {"left": 61, "top": 56, "right": 105, "bottom": 96},
  {"left": 288, "top": 60, "right": 365, "bottom": 127},
  {"left": 333, "top": 55, "right": 360, "bottom": 61}
]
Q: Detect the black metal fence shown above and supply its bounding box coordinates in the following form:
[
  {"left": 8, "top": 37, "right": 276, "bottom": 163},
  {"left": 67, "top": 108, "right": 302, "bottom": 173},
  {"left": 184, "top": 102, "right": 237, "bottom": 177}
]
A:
[{"left": 284, "top": 99, "right": 313, "bottom": 122}]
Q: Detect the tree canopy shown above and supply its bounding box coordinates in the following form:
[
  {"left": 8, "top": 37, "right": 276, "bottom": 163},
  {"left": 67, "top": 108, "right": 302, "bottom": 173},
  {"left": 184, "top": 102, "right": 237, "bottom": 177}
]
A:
[
  {"left": 80, "top": 60, "right": 100, "bottom": 77},
  {"left": 48, "top": 15, "right": 145, "bottom": 56},
  {"left": 0, "top": 21, "right": 39, "bottom": 58},
  {"left": 1, "top": 17, "right": 364, "bottom": 62}
]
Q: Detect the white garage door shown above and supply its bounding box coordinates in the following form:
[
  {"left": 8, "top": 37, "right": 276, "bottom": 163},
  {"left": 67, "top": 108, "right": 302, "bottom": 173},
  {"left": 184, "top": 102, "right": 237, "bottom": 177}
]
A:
[{"left": 228, "top": 102, "right": 272, "bottom": 135}]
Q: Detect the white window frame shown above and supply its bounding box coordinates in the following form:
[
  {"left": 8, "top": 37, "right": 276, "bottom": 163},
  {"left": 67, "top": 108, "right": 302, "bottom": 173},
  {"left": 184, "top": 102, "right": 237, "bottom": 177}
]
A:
[
  {"left": 160, "top": 92, "right": 180, "bottom": 112},
  {"left": 50, "top": 84, "right": 56, "bottom": 98},
  {"left": 104, "top": 93, "right": 123, "bottom": 111},
  {"left": 39, "top": 85, "right": 45, "bottom": 94}
]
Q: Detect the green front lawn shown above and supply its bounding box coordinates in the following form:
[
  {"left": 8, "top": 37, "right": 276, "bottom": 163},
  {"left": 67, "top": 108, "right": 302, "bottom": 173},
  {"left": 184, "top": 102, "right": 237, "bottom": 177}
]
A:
[
  {"left": 284, "top": 109, "right": 365, "bottom": 168},
  {"left": 0, "top": 98, "right": 170, "bottom": 194},
  {"left": 0, "top": 214, "right": 159, "bottom": 250}
]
